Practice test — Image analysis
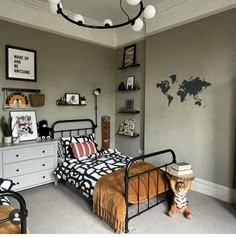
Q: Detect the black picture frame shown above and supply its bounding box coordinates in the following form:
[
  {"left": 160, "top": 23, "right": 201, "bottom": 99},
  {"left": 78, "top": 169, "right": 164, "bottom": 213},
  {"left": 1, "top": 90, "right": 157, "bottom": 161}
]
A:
[
  {"left": 6, "top": 45, "right": 37, "bottom": 82},
  {"left": 65, "top": 93, "right": 80, "bottom": 105},
  {"left": 123, "top": 44, "right": 136, "bottom": 68},
  {"left": 125, "top": 99, "right": 134, "bottom": 112}
]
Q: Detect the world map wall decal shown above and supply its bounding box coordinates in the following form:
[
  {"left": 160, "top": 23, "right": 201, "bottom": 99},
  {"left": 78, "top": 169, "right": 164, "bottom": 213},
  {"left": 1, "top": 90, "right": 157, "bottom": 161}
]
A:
[{"left": 156, "top": 74, "right": 212, "bottom": 107}]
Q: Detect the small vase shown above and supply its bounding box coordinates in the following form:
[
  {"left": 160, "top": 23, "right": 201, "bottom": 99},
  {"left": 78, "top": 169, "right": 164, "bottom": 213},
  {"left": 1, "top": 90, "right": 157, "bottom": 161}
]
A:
[{"left": 4, "top": 136, "right": 12, "bottom": 144}]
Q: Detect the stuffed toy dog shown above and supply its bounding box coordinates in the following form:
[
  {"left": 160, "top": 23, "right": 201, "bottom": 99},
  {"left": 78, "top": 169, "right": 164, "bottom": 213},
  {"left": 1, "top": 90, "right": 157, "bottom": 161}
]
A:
[{"left": 167, "top": 175, "right": 193, "bottom": 219}]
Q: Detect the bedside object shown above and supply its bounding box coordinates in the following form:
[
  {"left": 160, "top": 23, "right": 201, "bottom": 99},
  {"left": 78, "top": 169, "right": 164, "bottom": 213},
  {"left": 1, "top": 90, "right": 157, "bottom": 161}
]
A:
[
  {"left": 101, "top": 116, "right": 110, "bottom": 150},
  {"left": 0, "top": 140, "right": 57, "bottom": 191}
]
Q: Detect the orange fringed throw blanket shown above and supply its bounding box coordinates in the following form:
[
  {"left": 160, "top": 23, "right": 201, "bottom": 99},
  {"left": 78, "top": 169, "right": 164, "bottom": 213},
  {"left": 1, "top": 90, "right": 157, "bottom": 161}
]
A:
[{"left": 93, "top": 161, "right": 168, "bottom": 233}]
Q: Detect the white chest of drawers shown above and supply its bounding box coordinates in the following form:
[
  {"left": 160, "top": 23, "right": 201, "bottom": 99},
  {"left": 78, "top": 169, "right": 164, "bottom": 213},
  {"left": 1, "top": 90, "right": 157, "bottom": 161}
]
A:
[{"left": 0, "top": 140, "right": 57, "bottom": 191}]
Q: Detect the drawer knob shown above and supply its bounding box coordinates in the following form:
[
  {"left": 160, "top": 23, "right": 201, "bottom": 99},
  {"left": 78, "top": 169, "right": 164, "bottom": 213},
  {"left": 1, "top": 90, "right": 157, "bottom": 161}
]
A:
[
  {"left": 16, "top": 169, "right": 19, "bottom": 172},
  {"left": 43, "top": 176, "right": 46, "bottom": 179},
  {"left": 42, "top": 151, "right": 45, "bottom": 153},
  {"left": 17, "top": 182, "right": 19, "bottom": 185},
  {"left": 16, "top": 154, "right": 19, "bottom": 157},
  {"left": 42, "top": 164, "right": 45, "bottom": 167}
]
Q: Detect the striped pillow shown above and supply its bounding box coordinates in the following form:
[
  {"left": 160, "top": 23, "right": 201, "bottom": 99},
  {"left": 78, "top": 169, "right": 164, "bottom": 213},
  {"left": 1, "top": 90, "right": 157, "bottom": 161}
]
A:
[{"left": 71, "top": 141, "right": 97, "bottom": 159}]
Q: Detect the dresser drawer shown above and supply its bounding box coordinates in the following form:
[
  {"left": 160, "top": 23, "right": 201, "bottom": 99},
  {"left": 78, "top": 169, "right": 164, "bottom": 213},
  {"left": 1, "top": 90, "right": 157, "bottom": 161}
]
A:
[
  {"left": 4, "top": 157, "right": 55, "bottom": 178},
  {"left": 3, "top": 144, "right": 54, "bottom": 164},
  {"left": 0, "top": 167, "right": 2, "bottom": 178},
  {"left": 10, "top": 170, "right": 55, "bottom": 191}
]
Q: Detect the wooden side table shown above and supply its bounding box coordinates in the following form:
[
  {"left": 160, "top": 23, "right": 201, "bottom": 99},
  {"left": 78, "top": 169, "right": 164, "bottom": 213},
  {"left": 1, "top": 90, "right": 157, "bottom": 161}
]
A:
[{"left": 101, "top": 116, "right": 110, "bottom": 150}]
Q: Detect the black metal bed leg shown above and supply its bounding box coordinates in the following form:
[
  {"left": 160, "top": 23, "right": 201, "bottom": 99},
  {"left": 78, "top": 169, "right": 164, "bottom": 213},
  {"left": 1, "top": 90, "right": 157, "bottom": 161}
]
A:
[{"left": 125, "top": 216, "right": 129, "bottom": 233}]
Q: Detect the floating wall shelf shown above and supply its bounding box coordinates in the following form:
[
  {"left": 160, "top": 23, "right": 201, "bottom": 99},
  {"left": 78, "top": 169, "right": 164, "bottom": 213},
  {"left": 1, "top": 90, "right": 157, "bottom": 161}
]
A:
[
  {"left": 2, "top": 87, "right": 41, "bottom": 93},
  {"left": 118, "top": 111, "right": 140, "bottom": 114},
  {"left": 117, "top": 133, "right": 139, "bottom": 138},
  {"left": 56, "top": 104, "right": 87, "bottom": 106},
  {"left": 118, "top": 64, "right": 140, "bottom": 70}
]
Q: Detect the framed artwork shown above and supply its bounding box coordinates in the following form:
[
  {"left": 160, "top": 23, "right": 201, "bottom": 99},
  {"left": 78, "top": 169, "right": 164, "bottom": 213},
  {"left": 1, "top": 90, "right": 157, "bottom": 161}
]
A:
[
  {"left": 123, "top": 44, "right": 136, "bottom": 67},
  {"left": 6, "top": 45, "right": 37, "bottom": 82},
  {"left": 125, "top": 99, "right": 134, "bottom": 112},
  {"left": 126, "top": 76, "right": 135, "bottom": 90},
  {"left": 10, "top": 111, "right": 38, "bottom": 142},
  {"left": 65, "top": 93, "right": 80, "bottom": 105}
]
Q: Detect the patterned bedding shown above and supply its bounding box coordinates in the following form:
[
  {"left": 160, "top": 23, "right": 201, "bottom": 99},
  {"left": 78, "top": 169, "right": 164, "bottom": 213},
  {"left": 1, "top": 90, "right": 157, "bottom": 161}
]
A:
[{"left": 54, "top": 149, "right": 131, "bottom": 198}]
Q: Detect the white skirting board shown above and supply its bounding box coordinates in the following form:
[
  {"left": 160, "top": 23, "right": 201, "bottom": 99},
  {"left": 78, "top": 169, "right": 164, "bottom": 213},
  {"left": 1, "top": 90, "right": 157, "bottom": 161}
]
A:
[{"left": 191, "top": 178, "right": 236, "bottom": 205}]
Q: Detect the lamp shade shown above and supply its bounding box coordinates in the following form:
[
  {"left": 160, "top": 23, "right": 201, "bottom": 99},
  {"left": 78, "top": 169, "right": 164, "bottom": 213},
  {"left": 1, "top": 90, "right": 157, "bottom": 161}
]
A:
[
  {"left": 48, "top": 0, "right": 61, "bottom": 4},
  {"left": 94, "top": 88, "right": 101, "bottom": 96},
  {"left": 132, "top": 18, "right": 144, "bottom": 32},
  {"left": 144, "top": 5, "right": 156, "bottom": 19},
  {"left": 126, "top": 0, "right": 141, "bottom": 6},
  {"left": 73, "top": 14, "right": 85, "bottom": 24}
]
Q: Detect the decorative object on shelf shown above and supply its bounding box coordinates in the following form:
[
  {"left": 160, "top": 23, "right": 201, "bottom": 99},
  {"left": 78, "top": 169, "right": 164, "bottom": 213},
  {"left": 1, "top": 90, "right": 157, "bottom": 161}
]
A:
[
  {"left": 65, "top": 93, "right": 80, "bottom": 105},
  {"left": 118, "top": 118, "right": 138, "bottom": 137},
  {"left": 126, "top": 76, "right": 135, "bottom": 90},
  {"left": 118, "top": 82, "right": 126, "bottom": 91},
  {"left": 133, "top": 81, "right": 140, "bottom": 90},
  {"left": 0, "top": 116, "right": 13, "bottom": 143},
  {"left": 7, "top": 93, "right": 28, "bottom": 109},
  {"left": 125, "top": 99, "right": 134, "bottom": 112},
  {"left": 10, "top": 110, "right": 38, "bottom": 142},
  {"left": 94, "top": 88, "right": 102, "bottom": 126},
  {"left": 6, "top": 45, "right": 37, "bottom": 82},
  {"left": 56, "top": 96, "right": 65, "bottom": 105},
  {"left": 37, "top": 120, "right": 52, "bottom": 140},
  {"left": 47, "top": 0, "right": 156, "bottom": 32},
  {"left": 80, "top": 96, "right": 86, "bottom": 105},
  {"left": 29, "top": 93, "right": 45, "bottom": 107},
  {"left": 123, "top": 45, "right": 136, "bottom": 67}
]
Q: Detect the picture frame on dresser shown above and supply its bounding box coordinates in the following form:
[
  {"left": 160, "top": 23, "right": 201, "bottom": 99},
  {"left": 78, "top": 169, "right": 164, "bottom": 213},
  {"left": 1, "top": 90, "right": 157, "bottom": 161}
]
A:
[{"left": 10, "top": 110, "right": 38, "bottom": 142}]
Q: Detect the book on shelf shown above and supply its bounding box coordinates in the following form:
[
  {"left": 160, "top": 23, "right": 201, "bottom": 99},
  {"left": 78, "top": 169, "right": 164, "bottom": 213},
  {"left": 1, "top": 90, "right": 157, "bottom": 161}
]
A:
[
  {"left": 168, "top": 167, "right": 193, "bottom": 177},
  {"left": 171, "top": 162, "right": 192, "bottom": 171}
]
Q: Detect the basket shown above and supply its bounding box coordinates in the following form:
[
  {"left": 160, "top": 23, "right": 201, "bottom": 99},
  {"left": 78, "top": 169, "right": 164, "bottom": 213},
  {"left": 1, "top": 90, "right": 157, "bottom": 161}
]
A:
[{"left": 29, "top": 94, "right": 45, "bottom": 107}]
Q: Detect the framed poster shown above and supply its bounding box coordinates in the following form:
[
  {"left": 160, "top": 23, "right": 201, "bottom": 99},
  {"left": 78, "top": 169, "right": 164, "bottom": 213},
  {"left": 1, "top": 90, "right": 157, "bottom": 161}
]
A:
[
  {"left": 65, "top": 93, "right": 80, "bottom": 105},
  {"left": 123, "top": 44, "right": 136, "bottom": 67},
  {"left": 6, "top": 45, "right": 37, "bottom": 82},
  {"left": 125, "top": 99, "right": 134, "bottom": 112},
  {"left": 10, "top": 111, "right": 38, "bottom": 142},
  {"left": 126, "top": 76, "right": 135, "bottom": 90}
]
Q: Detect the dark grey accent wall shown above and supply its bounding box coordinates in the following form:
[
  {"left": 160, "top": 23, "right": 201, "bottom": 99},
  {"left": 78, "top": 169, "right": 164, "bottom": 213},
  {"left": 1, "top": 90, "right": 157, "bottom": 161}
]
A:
[
  {"left": 145, "top": 8, "right": 236, "bottom": 188},
  {"left": 0, "top": 20, "right": 116, "bottom": 147}
]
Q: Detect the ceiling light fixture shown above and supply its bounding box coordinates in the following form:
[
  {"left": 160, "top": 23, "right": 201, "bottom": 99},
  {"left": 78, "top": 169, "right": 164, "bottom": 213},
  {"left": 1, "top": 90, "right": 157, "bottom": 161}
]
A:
[{"left": 47, "top": 0, "right": 156, "bottom": 32}]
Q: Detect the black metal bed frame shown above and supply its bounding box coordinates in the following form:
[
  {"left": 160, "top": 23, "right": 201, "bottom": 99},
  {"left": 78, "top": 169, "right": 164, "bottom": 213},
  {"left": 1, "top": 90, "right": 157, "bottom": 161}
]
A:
[
  {"left": 51, "top": 119, "right": 176, "bottom": 233},
  {"left": 0, "top": 191, "right": 28, "bottom": 234}
]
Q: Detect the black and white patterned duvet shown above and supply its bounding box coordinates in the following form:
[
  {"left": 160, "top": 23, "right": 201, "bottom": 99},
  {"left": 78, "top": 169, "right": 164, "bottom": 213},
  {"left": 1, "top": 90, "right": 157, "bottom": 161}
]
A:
[{"left": 54, "top": 149, "right": 131, "bottom": 198}]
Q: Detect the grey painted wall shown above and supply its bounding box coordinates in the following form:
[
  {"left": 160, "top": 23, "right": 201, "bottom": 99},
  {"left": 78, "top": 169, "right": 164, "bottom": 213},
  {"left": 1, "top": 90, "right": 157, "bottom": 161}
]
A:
[
  {"left": 145, "top": 9, "right": 236, "bottom": 188},
  {"left": 115, "top": 41, "right": 145, "bottom": 157},
  {"left": 0, "top": 20, "right": 116, "bottom": 147}
]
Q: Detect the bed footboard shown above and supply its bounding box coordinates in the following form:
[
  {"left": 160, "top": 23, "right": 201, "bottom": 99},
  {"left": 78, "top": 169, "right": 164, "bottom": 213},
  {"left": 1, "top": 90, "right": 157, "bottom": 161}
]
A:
[
  {"left": 0, "top": 191, "right": 28, "bottom": 234},
  {"left": 124, "top": 149, "right": 176, "bottom": 233}
]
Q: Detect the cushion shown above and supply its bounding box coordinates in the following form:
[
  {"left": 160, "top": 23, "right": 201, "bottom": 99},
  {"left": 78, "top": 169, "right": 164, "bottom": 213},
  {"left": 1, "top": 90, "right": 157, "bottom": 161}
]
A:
[
  {"left": 60, "top": 134, "right": 96, "bottom": 160},
  {"left": 71, "top": 141, "right": 97, "bottom": 159}
]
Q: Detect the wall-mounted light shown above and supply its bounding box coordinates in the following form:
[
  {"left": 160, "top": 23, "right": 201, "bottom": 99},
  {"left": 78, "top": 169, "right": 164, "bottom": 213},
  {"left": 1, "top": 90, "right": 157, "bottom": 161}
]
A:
[{"left": 94, "top": 88, "right": 102, "bottom": 126}]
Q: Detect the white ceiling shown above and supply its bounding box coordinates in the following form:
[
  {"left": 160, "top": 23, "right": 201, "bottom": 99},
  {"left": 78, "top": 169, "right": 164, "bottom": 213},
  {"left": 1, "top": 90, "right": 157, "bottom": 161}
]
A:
[{"left": 40, "top": 0, "right": 164, "bottom": 23}]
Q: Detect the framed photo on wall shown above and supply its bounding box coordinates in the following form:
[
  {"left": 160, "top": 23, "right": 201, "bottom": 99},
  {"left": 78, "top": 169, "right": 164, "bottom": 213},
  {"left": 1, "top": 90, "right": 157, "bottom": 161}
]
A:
[
  {"left": 123, "top": 44, "right": 136, "bottom": 67},
  {"left": 6, "top": 45, "right": 37, "bottom": 82},
  {"left": 10, "top": 110, "right": 38, "bottom": 142},
  {"left": 125, "top": 99, "right": 134, "bottom": 112},
  {"left": 126, "top": 76, "right": 135, "bottom": 90},
  {"left": 65, "top": 93, "right": 80, "bottom": 105}
]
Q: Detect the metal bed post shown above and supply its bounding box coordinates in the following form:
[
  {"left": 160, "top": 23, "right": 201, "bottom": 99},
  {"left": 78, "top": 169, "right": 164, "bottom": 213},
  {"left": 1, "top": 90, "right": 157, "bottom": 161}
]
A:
[{"left": 0, "top": 191, "right": 28, "bottom": 234}]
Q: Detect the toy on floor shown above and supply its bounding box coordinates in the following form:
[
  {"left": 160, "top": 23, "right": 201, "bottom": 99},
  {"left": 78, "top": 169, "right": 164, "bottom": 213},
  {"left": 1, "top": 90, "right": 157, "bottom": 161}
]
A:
[
  {"left": 167, "top": 162, "right": 194, "bottom": 219},
  {"left": 37, "top": 120, "right": 51, "bottom": 140}
]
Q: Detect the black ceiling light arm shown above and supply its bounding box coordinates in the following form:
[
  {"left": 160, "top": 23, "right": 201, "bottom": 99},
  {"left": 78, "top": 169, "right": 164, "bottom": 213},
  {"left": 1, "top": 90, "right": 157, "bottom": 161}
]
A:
[{"left": 56, "top": 1, "right": 144, "bottom": 29}]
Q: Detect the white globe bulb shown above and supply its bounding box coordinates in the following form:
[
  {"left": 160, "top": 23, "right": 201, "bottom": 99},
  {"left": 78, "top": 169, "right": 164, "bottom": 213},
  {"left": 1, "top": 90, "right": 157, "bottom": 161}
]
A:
[
  {"left": 126, "top": 0, "right": 141, "bottom": 6},
  {"left": 73, "top": 14, "right": 85, "bottom": 24},
  {"left": 132, "top": 18, "right": 144, "bottom": 32},
  {"left": 48, "top": 0, "right": 61, "bottom": 4},
  {"left": 144, "top": 5, "right": 156, "bottom": 19},
  {"left": 104, "top": 19, "right": 113, "bottom": 27}
]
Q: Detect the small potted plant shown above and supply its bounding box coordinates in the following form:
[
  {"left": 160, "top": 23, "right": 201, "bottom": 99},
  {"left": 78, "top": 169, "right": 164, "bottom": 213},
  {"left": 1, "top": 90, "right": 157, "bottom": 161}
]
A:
[
  {"left": 80, "top": 96, "right": 86, "bottom": 105},
  {"left": 0, "top": 116, "right": 13, "bottom": 144}
]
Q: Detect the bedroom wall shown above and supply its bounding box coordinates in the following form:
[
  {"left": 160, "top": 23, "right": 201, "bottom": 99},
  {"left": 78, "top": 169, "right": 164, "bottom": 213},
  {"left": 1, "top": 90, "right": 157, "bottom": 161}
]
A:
[
  {"left": 0, "top": 20, "right": 116, "bottom": 148},
  {"left": 145, "top": 8, "right": 236, "bottom": 188}
]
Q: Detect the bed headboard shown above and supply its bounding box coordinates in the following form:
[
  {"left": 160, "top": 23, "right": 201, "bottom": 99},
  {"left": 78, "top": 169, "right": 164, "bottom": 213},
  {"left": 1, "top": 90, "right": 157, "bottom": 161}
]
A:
[{"left": 51, "top": 119, "right": 96, "bottom": 139}]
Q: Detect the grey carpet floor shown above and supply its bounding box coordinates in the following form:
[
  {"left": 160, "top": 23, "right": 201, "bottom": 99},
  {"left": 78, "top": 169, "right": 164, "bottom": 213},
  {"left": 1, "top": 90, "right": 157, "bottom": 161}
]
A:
[{"left": 15, "top": 182, "right": 236, "bottom": 234}]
